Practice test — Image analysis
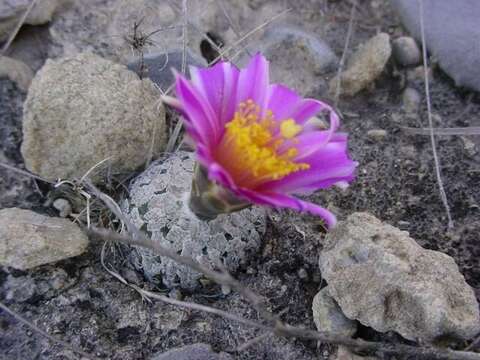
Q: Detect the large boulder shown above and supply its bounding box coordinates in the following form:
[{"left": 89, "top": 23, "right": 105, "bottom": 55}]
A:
[
  {"left": 21, "top": 52, "right": 167, "bottom": 181},
  {"left": 319, "top": 212, "right": 480, "bottom": 343},
  {"left": 0, "top": 208, "right": 88, "bottom": 270},
  {"left": 391, "top": 0, "right": 480, "bottom": 91}
]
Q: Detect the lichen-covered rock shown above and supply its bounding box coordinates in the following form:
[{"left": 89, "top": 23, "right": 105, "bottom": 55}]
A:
[
  {"left": 312, "top": 287, "right": 357, "bottom": 337},
  {"left": 249, "top": 26, "right": 337, "bottom": 97},
  {"left": 319, "top": 212, "right": 480, "bottom": 343},
  {"left": 0, "top": 0, "right": 66, "bottom": 41},
  {"left": 329, "top": 33, "right": 391, "bottom": 96},
  {"left": 0, "top": 56, "right": 34, "bottom": 91},
  {"left": 21, "top": 52, "right": 166, "bottom": 181},
  {"left": 0, "top": 208, "right": 89, "bottom": 270},
  {"left": 123, "top": 151, "right": 266, "bottom": 290}
]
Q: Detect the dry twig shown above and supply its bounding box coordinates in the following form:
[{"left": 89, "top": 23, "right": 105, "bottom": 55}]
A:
[
  {"left": 418, "top": 0, "right": 454, "bottom": 228},
  {"left": 402, "top": 127, "right": 480, "bottom": 136},
  {"left": 1, "top": 0, "right": 38, "bottom": 55},
  {"left": 333, "top": 0, "right": 357, "bottom": 107}
]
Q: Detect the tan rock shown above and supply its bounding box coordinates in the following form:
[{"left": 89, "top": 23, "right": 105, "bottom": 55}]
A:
[
  {"left": 21, "top": 52, "right": 167, "bottom": 181},
  {"left": 329, "top": 33, "right": 391, "bottom": 96},
  {"left": 0, "top": 208, "right": 88, "bottom": 270}
]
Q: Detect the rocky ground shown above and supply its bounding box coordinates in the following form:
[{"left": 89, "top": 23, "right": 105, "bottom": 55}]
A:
[{"left": 1, "top": 0, "right": 480, "bottom": 359}]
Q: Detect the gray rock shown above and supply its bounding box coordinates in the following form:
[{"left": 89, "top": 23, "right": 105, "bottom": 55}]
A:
[
  {"left": 392, "top": 36, "right": 421, "bottom": 67},
  {"left": 127, "top": 49, "right": 206, "bottom": 91},
  {"left": 367, "top": 129, "right": 387, "bottom": 141},
  {"left": 0, "top": 56, "right": 34, "bottom": 91},
  {"left": 0, "top": 0, "right": 66, "bottom": 41},
  {"left": 151, "top": 343, "right": 233, "bottom": 360},
  {"left": 21, "top": 52, "right": 167, "bottom": 181},
  {"left": 249, "top": 26, "right": 337, "bottom": 96},
  {"left": 312, "top": 287, "right": 357, "bottom": 337},
  {"left": 48, "top": 0, "right": 178, "bottom": 63},
  {"left": 391, "top": 0, "right": 480, "bottom": 91},
  {"left": 123, "top": 151, "right": 266, "bottom": 290},
  {"left": 0, "top": 208, "right": 89, "bottom": 270},
  {"left": 402, "top": 87, "right": 421, "bottom": 114},
  {"left": 319, "top": 212, "right": 480, "bottom": 343},
  {"left": 329, "top": 33, "right": 391, "bottom": 97}
]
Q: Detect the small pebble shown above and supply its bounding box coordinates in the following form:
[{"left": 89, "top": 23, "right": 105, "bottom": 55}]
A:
[
  {"left": 53, "top": 198, "right": 72, "bottom": 218},
  {"left": 407, "top": 65, "right": 433, "bottom": 82},
  {"left": 402, "top": 87, "right": 421, "bottom": 114},
  {"left": 461, "top": 136, "right": 477, "bottom": 156},
  {"left": 297, "top": 268, "right": 308, "bottom": 280},
  {"left": 367, "top": 129, "right": 388, "bottom": 141},
  {"left": 392, "top": 36, "right": 421, "bottom": 67}
]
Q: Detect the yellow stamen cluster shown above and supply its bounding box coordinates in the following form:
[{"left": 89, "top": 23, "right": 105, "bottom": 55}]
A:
[{"left": 215, "top": 100, "right": 310, "bottom": 188}]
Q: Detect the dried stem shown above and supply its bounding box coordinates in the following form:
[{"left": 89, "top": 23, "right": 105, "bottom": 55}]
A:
[
  {"left": 418, "top": 0, "right": 454, "bottom": 228},
  {"left": 402, "top": 127, "right": 480, "bottom": 136},
  {"left": 333, "top": 0, "right": 356, "bottom": 107}
]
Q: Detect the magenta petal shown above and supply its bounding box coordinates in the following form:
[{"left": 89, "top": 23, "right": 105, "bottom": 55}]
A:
[
  {"left": 265, "top": 84, "right": 302, "bottom": 120},
  {"left": 236, "top": 53, "right": 269, "bottom": 108},
  {"left": 260, "top": 139, "right": 357, "bottom": 194},
  {"left": 236, "top": 190, "right": 337, "bottom": 228},
  {"left": 190, "top": 62, "right": 240, "bottom": 133},
  {"left": 175, "top": 73, "right": 220, "bottom": 146},
  {"left": 292, "top": 132, "right": 348, "bottom": 161},
  {"left": 292, "top": 99, "right": 340, "bottom": 127}
]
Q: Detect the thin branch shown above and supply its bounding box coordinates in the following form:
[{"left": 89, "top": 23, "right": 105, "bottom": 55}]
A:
[
  {"left": 0, "top": 162, "right": 54, "bottom": 184},
  {"left": 208, "top": 8, "right": 291, "bottom": 66},
  {"left": 181, "top": 0, "right": 188, "bottom": 75},
  {"left": 0, "top": 301, "right": 99, "bottom": 359},
  {"left": 132, "top": 286, "right": 270, "bottom": 331},
  {"left": 236, "top": 332, "right": 271, "bottom": 352},
  {"left": 216, "top": 0, "right": 252, "bottom": 57},
  {"left": 166, "top": 0, "right": 228, "bottom": 61},
  {"left": 402, "top": 127, "right": 480, "bottom": 136},
  {"left": 1, "top": 0, "right": 38, "bottom": 55},
  {"left": 333, "top": 0, "right": 356, "bottom": 107},
  {"left": 418, "top": 0, "right": 454, "bottom": 228}
]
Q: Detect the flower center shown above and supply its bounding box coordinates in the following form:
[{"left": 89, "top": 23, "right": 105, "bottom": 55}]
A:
[{"left": 214, "top": 100, "right": 310, "bottom": 188}]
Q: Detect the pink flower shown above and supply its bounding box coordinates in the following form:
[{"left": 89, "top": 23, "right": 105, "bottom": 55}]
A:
[{"left": 163, "top": 53, "right": 357, "bottom": 228}]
